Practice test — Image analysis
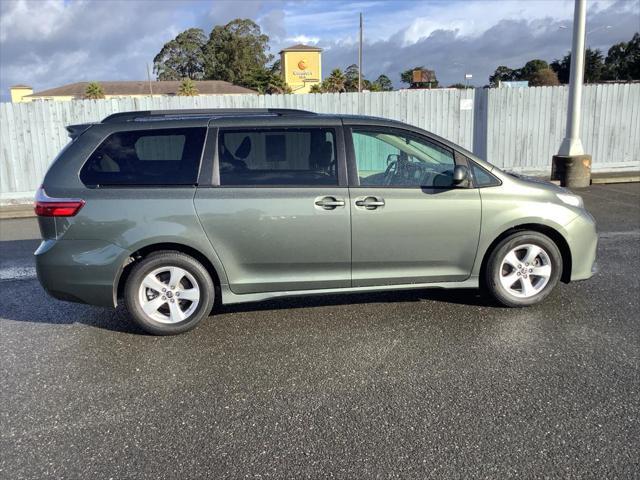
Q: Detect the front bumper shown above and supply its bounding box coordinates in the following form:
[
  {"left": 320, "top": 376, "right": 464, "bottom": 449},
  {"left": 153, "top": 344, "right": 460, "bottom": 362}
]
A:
[
  {"left": 565, "top": 211, "right": 598, "bottom": 281},
  {"left": 35, "top": 239, "right": 130, "bottom": 307}
]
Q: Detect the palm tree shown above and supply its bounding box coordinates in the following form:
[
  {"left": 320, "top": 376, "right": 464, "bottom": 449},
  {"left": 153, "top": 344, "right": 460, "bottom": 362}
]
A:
[
  {"left": 309, "top": 83, "right": 324, "bottom": 93},
  {"left": 323, "top": 69, "right": 347, "bottom": 93},
  {"left": 265, "top": 78, "right": 292, "bottom": 95},
  {"left": 84, "top": 82, "right": 105, "bottom": 99},
  {"left": 177, "top": 78, "right": 199, "bottom": 96}
]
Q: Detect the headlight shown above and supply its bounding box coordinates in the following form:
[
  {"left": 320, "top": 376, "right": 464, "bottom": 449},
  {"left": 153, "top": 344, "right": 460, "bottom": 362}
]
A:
[{"left": 556, "top": 193, "right": 584, "bottom": 208}]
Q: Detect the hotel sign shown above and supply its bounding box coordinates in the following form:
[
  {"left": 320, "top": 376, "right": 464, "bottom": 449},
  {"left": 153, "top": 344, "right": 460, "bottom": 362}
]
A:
[
  {"left": 281, "top": 47, "right": 322, "bottom": 93},
  {"left": 293, "top": 59, "right": 317, "bottom": 81}
]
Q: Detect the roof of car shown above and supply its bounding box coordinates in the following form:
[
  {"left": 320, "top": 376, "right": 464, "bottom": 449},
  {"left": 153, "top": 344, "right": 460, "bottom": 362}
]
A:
[
  {"left": 99, "top": 109, "right": 405, "bottom": 125},
  {"left": 85, "top": 109, "right": 482, "bottom": 167}
]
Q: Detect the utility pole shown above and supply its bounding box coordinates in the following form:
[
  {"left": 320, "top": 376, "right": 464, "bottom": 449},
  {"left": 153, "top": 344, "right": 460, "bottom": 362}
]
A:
[
  {"left": 552, "top": 0, "right": 591, "bottom": 188},
  {"left": 146, "top": 63, "right": 154, "bottom": 97},
  {"left": 358, "top": 12, "right": 363, "bottom": 92}
]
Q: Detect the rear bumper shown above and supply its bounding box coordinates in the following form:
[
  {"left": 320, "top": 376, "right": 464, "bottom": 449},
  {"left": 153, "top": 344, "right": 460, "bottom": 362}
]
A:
[
  {"left": 565, "top": 211, "right": 598, "bottom": 281},
  {"left": 35, "top": 239, "right": 129, "bottom": 307}
]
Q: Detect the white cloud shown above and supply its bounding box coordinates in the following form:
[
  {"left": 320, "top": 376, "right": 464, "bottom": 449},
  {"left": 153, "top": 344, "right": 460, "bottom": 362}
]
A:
[
  {"left": 0, "top": 0, "right": 188, "bottom": 97},
  {"left": 0, "top": 0, "right": 637, "bottom": 101},
  {"left": 400, "top": 0, "right": 577, "bottom": 44},
  {"left": 0, "top": 0, "right": 68, "bottom": 42},
  {"left": 285, "top": 34, "right": 320, "bottom": 45},
  {"left": 320, "top": 0, "right": 639, "bottom": 87}
]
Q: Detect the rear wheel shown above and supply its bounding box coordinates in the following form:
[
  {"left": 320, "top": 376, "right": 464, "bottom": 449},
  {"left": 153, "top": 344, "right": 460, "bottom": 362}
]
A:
[
  {"left": 124, "top": 252, "right": 215, "bottom": 335},
  {"left": 485, "top": 231, "right": 562, "bottom": 307}
]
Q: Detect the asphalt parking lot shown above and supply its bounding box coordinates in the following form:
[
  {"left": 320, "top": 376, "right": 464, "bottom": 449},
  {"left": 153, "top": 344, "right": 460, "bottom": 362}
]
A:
[{"left": 1, "top": 183, "right": 639, "bottom": 479}]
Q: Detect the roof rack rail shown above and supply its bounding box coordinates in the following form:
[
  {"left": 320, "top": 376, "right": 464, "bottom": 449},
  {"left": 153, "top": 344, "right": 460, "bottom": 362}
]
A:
[{"left": 102, "top": 108, "right": 317, "bottom": 123}]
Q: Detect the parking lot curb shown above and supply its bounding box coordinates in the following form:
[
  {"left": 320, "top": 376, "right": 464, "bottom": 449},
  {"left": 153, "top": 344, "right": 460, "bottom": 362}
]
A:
[
  {"left": 0, "top": 204, "right": 34, "bottom": 220},
  {"left": 591, "top": 173, "right": 640, "bottom": 184}
]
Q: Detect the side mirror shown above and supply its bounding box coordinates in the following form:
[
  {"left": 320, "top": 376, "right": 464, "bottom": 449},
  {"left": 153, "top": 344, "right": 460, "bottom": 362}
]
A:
[{"left": 452, "top": 165, "right": 469, "bottom": 184}]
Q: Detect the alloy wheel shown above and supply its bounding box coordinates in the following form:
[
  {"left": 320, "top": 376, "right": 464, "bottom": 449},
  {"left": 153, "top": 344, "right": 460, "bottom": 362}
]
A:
[
  {"left": 499, "top": 244, "right": 552, "bottom": 298},
  {"left": 137, "top": 266, "right": 200, "bottom": 323}
]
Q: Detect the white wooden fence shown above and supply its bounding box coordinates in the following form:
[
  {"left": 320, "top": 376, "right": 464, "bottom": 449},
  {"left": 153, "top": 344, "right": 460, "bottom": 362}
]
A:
[{"left": 1, "top": 84, "right": 638, "bottom": 201}]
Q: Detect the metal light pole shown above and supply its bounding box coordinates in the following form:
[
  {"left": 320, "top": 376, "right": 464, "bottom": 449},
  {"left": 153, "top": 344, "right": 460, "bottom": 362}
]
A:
[
  {"left": 552, "top": 0, "right": 591, "bottom": 188},
  {"left": 358, "top": 13, "right": 363, "bottom": 92},
  {"left": 559, "top": 0, "right": 586, "bottom": 157}
]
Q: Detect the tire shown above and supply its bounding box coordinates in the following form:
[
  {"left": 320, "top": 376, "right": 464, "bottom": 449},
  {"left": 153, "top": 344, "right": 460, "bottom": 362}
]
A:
[
  {"left": 485, "top": 231, "right": 562, "bottom": 307},
  {"left": 124, "top": 251, "right": 215, "bottom": 335}
]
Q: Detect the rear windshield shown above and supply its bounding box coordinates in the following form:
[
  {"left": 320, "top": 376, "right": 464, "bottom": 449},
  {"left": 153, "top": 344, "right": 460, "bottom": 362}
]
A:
[{"left": 80, "top": 127, "right": 206, "bottom": 186}]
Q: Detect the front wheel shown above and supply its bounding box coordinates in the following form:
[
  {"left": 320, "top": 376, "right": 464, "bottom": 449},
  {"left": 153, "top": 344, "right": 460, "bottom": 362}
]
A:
[
  {"left": 485, "top": 231, "right": 562, "bottom": 307},
  {"left": 124, "top": 252, "right": 215, "bottom": 335}
]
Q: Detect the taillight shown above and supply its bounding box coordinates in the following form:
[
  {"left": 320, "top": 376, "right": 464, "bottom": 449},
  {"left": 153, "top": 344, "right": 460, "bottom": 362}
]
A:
[{"left": 34, "top": 186, "right": 85, "bottom": 217}]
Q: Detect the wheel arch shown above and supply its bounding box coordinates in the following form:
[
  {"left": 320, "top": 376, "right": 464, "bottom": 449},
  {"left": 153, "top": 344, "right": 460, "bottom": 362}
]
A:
[
  {"left": 479, "top": 223, "right": 572, "bottom": 286},
  {"left": 115, "top": 242, "right": 223, "bottom": 307}
]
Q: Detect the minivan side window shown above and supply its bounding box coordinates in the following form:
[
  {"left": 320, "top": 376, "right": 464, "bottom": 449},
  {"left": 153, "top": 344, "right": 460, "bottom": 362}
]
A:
[
  {"left": 80, "top": 128, "right": 206, "bottom": 186},
  {"left": 218, "top": 128, "right": 338, "bottom": 186},
  {"left": 351, "top": 128, "right": 456, "bottom": 188}
]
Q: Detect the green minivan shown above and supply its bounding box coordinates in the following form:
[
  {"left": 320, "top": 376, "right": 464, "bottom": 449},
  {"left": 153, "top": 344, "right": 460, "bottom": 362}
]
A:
[{"left": 35, "top": 109, "right": 597, "bottom": 335}]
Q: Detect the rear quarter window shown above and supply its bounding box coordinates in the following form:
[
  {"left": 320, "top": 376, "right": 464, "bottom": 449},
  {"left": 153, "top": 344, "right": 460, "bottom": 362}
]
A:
[{"left": 80, "top": 127, "right": 206, "bottom": 186}]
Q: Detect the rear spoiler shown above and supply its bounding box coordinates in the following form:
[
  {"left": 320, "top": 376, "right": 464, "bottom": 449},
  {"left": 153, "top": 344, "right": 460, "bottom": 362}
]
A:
[{"left": 66, "top": 124, "right": 93, "bottom": 140}]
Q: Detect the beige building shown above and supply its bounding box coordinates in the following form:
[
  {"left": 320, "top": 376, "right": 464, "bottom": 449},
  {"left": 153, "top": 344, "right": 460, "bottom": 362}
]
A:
[
  {"left": 279, "top": 44, "right": 322, "bottom": 94},
  {"left": 10, "top": 85, "right": 34, "bottom": 103},
  {"left": 9, "top": 80, "right": 257, "bottom": 103}
]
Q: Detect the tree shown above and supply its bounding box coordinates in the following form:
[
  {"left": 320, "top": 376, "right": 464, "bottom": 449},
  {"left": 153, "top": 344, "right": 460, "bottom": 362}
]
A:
[
  {"left": 487, "top": 32, "right": 640, "bottom": 88},
  {"left": 269, "top": 59, "right": 282, "bottom": 76},
  {"left": 243, "top": 66, "right": 291, "bottom": 94},
  {"left": 362, "top": 79, "right": 379, "bottom": 91},
  {"left": 489, "top": 66, "right": 516, "bottom": 87},
  {"left": 344, "top": 64, "right": 360, "bottom": 91},
  {"left": 84, "top": 82, "right": 105, "bottom": 99},
  {"left": 400, "top": 66, "right": 425, "bottom": 86},
  {"left": 550, "top": 55, "right": 571, "bottom": 84},
  {"left": 490, "top": 60, "right": 550, "bottom": 86},
  {"left": 153, "top": 28, "right": 207, "bottom": 81},
  {"left": 177, "top": 78, "right": 199, "bottom": 96},
  {"left": 604, "top": 33, "right": 640, "bottom": 81},
  {"left": 204, "top": 19, "right": 272, "bottom": 86},
  {"left": 584, "top": 49, "right": 605, "bottom": 83},
  {"left": 528, "top": 68, "right": 560, "bottom": 86},
  {"left": 373, "top": 74, "right": 393, "bottom": 91},
  {"left": 400, "top": 66, "right": 438, "bottom": 88},
  {"left": 518, "top": 59, "right": 549, "bottom": 82},
  {"left": 322, "top": 68, "right": 347, "bottom": 93},
  {"left": 551, "top": 48, "right": 607, "bottom": 84},
  {"left": 309, "top": 83, "right": 323, "bottom": 93}
]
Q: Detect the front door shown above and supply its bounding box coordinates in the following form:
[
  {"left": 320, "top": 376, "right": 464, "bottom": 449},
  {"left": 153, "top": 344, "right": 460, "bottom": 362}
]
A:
[
  {"left": 347, "top": 126, "right": 481, "bottom": 286},
  {"left": 195, "top": 122, "right": 351, "bottom": 294}
]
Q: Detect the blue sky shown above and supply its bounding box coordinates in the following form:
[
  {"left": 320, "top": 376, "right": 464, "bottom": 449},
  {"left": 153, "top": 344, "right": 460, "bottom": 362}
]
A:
[{"left": 0, "top": 0, "right": 638, "bottom": 101}]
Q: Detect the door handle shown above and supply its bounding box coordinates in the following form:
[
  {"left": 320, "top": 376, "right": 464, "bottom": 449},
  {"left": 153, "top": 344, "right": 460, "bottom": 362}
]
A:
[
  {"left": 355, "top": 196, "right": 385, "bottom": 210},
  {"left": 315, "top": 196, "right": 345, "bottom": 210}
]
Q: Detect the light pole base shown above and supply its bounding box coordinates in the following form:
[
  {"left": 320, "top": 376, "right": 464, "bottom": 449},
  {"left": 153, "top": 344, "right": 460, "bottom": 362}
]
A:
[{"left": 551, "top": 154, "right": 592, "bottom": 188}]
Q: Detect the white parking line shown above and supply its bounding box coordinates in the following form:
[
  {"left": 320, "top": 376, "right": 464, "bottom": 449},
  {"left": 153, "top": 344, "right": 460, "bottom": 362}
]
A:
[
  {"left": 599, "top": 230, "right": 640, "bottom": 239},
  {"left": 0, "top": 266, "right": 36, "bottom": 280}
]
